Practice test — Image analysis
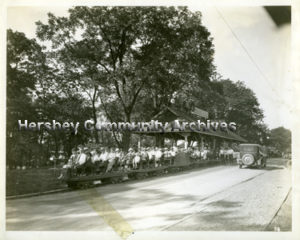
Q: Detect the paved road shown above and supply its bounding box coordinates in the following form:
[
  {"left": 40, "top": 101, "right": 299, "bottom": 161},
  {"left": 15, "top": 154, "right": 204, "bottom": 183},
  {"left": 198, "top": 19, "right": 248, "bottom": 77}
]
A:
[{"left": 6, "top": 158, "right": 291, "bottom": 232}]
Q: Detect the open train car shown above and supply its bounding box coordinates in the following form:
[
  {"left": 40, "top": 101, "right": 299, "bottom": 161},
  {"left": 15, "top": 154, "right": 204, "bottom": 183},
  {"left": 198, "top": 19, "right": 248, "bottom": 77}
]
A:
[{"left": 65, "top": 154, "right": 219, "bottom": 189}]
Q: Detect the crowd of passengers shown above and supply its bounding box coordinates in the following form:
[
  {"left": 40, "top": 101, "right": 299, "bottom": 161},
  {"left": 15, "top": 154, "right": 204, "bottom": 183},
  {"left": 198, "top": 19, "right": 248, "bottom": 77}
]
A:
[{"left": 57, "top": 144, "right": 237, "bottom": 179}]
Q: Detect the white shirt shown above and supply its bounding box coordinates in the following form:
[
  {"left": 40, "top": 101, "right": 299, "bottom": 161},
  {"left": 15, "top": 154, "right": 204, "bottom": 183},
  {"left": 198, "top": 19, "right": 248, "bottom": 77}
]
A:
[
  {"left": 91, "top": 153, "right": 101, "bottom": 163},
  {"left": 155, "top": 150, "right": 162, "bottom": 160},
  {"left": 100, "top": 152, "right": 108, "bottom": 161},
  {"left": 227, "top": 149, "right": 234, "bottom": 154},
  {"left": 170, "top": 150, "right": 176, "bottom": 157},
  {"left": 148, "top": 150, "right": 155, "bottom": 160},
  {"left": 77, "top": 153, "right": 87, "bottom": 165},
  {"left": 108, "top": 152, "right": 116, "bottom": 163},
  {"left": 115, "top": 152, "right": 122, "bottom": 159}
]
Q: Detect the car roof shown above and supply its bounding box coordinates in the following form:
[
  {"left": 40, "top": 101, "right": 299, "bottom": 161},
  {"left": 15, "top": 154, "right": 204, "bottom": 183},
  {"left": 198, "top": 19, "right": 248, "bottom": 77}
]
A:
[{"left": 239, "top": 143, "right": 261, "bottom": 147}]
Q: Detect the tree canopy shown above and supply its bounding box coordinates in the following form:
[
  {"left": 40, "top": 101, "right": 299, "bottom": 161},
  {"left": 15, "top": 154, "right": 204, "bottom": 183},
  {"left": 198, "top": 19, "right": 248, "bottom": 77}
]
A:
[
  {"left": 269, "top": 127, "right": 291, "bottom": 153},
  {"left": 35, "top": 6, "right": 216, "bottom": 149},
  {"left": 6, "top": 6, "right": 281, "bottom": 167}
]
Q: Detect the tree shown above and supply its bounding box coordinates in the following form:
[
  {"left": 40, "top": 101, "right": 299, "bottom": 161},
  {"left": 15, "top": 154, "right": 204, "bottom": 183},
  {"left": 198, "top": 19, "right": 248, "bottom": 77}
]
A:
[
  {"left": 35, "top": 6, "right": 216, "bottom": 150},
  {"left": 173, "top": 74, "right": 268, "bottom": 143},
  {"left": 7, "top": 29, "right": 94, "bottom": 167},
  {"left": 6, "top": 29, "right": 44, "bottom": 168},
  {"left": 269, "top": 127, "right": 291, "bottom": 153}
]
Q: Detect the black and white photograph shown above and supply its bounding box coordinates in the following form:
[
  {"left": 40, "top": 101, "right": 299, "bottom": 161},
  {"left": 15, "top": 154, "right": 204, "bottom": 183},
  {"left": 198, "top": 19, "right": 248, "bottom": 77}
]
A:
[{"left": 1, "top": 1, "right": 299, "bottom": 240}]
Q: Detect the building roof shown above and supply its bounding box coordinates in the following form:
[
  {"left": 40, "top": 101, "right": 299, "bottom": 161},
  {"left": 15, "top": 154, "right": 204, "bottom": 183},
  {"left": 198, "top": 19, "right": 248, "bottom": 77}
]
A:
[{"left": 136, "top": 106, "right": 247, "bottom": 142}]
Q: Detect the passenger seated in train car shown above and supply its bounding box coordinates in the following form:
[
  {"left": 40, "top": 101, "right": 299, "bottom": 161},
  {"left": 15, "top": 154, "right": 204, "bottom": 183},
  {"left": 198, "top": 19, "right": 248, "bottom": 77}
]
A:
[
  {"left": 124, "top": 148, "right": 135, "bottom": 170},
  {"left": 91, "top": 147, "right": 101, "bottom": 173},
  {"left": 140, "top": 147, "right": 148, "bottom": 169},
  {"left": 84, "top": 149, "right": 93, "bottom": 175},
  {"left": 170, "top": 146, "right": 177, "bottom": 165},
  {"left": 196, "top": 147, "right": 202, "bottom": 161},
  {"left": 113, "top": 148, "right": 123, "bottom": 171},
  {"left": 154, "top": 147, "right": 163, "bottom": 167},
  {"left": 57, "top": 148, "right": 78, "bottom": 179},
  {"left": 99, "top": 147, "right": 109, "bottom": 173},
  {"left": 147, "top": 147, "right": 155, "bottom": 168},
  {"left": 69, "top": 148, "right": 79, "bottom": 167},
  {"left": 163, "top": 147, "right": 172, "bottom": 166},
  {"left": 119, "top": 149, "right": 127, "bottom": 170},
  {"left": 75, "top": 146, "right": 88, "bottom": 175},
  {"left": 190, "top": 147, "right": 200, "bottom": 162},
  {"left": 132, "top": 149, "right": 142, "bottom": 169},
  {"left": 187, "top": 146, "right": 193, "bottom": 155},
  {"left": 187, "top": 147, "right": 195, "bottom": 162},
  {"left": 201, "top": 146, "right": 209, "bottom": 161},
  {"left": 214, "top": 146, "right": 220, "bottom": 161},
  {"left": 106, "top": 148, "right": 116, "bottom": 172}
]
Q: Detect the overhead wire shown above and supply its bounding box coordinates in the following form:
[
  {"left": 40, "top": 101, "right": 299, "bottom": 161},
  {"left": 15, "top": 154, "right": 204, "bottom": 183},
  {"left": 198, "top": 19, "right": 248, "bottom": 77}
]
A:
[{"left": 214, "top": 7, "right": 285, "bottom": 104}]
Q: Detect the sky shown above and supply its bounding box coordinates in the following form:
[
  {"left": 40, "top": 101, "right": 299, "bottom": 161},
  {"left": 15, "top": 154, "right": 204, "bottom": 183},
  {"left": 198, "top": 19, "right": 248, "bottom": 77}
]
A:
[{"left": 6, "top": 6, "right": 292, "bottom": 130}]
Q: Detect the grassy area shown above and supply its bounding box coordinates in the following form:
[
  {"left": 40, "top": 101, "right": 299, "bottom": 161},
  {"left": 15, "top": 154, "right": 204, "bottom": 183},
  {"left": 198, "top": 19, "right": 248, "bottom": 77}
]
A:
[{"left": 6, "top": 168, "right": 67, "bottom": 196}]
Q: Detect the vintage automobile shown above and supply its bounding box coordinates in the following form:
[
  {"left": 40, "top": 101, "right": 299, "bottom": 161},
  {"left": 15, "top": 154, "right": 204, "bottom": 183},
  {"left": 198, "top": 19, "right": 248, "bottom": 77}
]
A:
[{"left": 237, "top": 144, "right": 267, "bottom": 169}]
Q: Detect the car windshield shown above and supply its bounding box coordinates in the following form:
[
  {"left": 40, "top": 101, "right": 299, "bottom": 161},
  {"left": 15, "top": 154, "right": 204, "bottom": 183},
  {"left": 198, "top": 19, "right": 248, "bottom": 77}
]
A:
[{"left": 239, "top": 145, "right": 258, "bottom": 152}]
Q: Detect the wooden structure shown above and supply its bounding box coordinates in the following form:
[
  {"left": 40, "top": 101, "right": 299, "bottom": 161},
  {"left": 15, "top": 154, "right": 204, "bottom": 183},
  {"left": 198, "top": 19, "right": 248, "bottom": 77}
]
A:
[{"left": 134, "top": 107, "right": 247, "bottom": 150}]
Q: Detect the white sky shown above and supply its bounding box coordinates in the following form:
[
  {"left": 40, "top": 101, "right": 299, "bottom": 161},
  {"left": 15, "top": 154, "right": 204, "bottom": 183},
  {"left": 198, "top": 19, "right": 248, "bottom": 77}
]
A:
[{"left": 6, "top": 6, "right": 292, "bottom": 130}]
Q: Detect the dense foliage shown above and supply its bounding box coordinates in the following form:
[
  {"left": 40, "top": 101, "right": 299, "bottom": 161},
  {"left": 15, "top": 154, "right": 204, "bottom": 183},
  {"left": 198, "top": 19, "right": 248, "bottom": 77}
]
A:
[
  {"left": 269, "top": 127, "right": 291, "bottom": 153},
  {"left": 6, "top": 6, "right": 283, "bottom": 168}
]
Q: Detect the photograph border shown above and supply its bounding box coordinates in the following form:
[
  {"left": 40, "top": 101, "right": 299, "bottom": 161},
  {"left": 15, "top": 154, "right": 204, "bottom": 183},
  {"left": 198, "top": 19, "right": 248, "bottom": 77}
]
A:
[{"left": 1, "top": 0, "right": 299, "bottom": 240}]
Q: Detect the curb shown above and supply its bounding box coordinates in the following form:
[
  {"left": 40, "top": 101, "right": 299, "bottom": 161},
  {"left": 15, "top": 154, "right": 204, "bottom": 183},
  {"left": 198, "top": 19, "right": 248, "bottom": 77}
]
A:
[
  {"left": 6, "top": 188, "right": 69, "bottom": 200},
  {"left": 5, "top": 162, "right": 225, "bottom": 200},
  {"left": 6, "top": 162, "right": 224, "bottom": 200}
]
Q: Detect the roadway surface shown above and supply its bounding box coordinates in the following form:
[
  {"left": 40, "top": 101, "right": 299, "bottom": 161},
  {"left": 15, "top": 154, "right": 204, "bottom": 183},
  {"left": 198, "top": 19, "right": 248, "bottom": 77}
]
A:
[{"left": 6, "top": 158, "right": 291, "bottom": 232}]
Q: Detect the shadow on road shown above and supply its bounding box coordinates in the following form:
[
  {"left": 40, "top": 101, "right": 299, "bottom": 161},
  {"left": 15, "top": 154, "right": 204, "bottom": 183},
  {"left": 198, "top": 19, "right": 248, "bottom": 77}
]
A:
[
  {"left": 244, "top": 165, "right": 285, "bottom": 171},
  {"left": 166, "top": 199, "right": 268, "bottom": 231}
]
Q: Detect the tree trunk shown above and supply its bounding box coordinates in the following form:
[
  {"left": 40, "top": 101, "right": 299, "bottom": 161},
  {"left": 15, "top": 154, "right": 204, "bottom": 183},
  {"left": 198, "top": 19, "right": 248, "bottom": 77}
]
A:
[
  {"left": 122, "top": 131, "right": 131, "bottom": 151},
  {"left": 92, "top": 95, "right": 99, "bottom": 144},
  {"left": 122, "top": 112, "right": 132, "bottom": 151}
]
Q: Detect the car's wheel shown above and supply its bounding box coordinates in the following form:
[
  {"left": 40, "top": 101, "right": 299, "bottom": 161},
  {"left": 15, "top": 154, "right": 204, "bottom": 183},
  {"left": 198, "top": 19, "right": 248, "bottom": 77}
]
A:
[{"left": 242, "top": 154, "right": 255, "bottom": 166}]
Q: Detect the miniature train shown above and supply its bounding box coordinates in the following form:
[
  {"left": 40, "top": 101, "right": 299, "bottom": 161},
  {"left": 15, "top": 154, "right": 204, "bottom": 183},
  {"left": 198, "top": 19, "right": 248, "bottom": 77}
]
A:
[{"left": 63, "top": 146, "right": 234, "bottom": 189}]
